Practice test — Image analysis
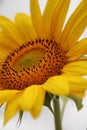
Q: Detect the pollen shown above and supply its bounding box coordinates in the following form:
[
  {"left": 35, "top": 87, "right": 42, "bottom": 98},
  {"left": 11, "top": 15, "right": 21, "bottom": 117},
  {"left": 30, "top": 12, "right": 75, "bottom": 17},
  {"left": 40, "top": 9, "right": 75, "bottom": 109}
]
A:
[{"left": 0, "top": 39, "right": 66, "bottom": 90}]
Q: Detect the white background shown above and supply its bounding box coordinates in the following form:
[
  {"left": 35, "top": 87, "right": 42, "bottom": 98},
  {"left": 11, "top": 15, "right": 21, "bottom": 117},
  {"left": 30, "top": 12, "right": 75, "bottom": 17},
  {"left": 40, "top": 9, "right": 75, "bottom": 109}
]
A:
[{"left": 0, "top": 0, "right": 87, "bottom": 130}]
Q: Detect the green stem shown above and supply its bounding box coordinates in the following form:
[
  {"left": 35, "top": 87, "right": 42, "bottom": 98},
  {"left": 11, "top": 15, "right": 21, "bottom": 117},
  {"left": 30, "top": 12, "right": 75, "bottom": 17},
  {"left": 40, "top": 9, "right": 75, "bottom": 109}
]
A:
[{"left": 53, "top": 96, "right": 62, "bottom": 130}]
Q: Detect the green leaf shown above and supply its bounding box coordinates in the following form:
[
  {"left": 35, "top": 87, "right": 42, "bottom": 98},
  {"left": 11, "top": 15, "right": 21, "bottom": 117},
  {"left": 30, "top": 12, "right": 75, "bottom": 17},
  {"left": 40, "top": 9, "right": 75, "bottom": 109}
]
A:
[
  {"left": 68, "top": 95, "right": 83, "bottom": 111},
  {"left": 44, "top": 93, "right": 54, "bottom": 114},
  {"left": 16, "top": 111, "right": 23, "bottom": 127}
]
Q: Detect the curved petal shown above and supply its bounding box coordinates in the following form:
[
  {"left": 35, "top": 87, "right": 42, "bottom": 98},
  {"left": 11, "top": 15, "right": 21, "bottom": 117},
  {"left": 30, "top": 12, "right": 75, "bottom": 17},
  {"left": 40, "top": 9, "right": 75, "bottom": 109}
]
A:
[
  {"left": 42, "top": 0, "right": 59, "bottom": 38},
  {"left": 0, "top": 90, "right": 18, "bottom": 105},
  {"left": 15, "top": 13, "right": 36, "bottom": 41},
  {"left": 0, "top": 29, "right": 18, "bottom": 66},
  {"left": 30, "top": 0, "right": 43, "bottom": 37},
  {"left": 0, "top": 48, "right": 9, "bottom": 60},
  {"left": 66, "top": 38, "right": 87, "bottom": 61},
  {"left": 62, "top": 74, "right": 87, "bottom": 92},
  {"left": 64, "top": 11, "right": 87, "bottom": 49},
  {"left": 62, "top": 61, "right": 87, "bottom": 75},
  {"left": 0, "top": 32, "right": 18, "bottom": 51},
  {"left": 0, "top": 16, "right": 23, "bottom": 44},
  {"left": 30, "top": 87, "right": 46, "bottom": 118},
  {"left": 4, "top": 85, "right": 39, "bottom": 125},
  {"left": 51, "top": 0, "right": 70, "bottom": 41},
  {"left": 0, "top": 51, "right": 7, "bottom": 66},
  {"left": 42, "top": 76, "right": 69, "bottom": 95},
  {"left": 59, "top": 0, "right": 87, "bottom": 50},
  {"left": 0, "top": 47, "right": 10, "bottom": 67},
  {"left": 70, "top": 91, "right": 85, "bottom": 98}
]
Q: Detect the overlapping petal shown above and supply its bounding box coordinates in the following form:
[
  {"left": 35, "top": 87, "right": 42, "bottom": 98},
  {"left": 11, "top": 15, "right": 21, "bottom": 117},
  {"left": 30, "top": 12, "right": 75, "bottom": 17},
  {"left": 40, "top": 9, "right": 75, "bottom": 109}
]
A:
[
  {"left": 42, "top": 76, "right": 70, "bottom": 95},
  {"left": 0, "top": 51, "right": 7, "bottom": 65},
  {"left": 0, "top": 16, "right": 24, "bottom": 44},
  {"left": 62, "top": 74, "right": 87, "bottom": 98},
  {"left": 71, "top": 91, "right": 85, "bottom": 98},
  {"left": 0, "top": 48, "right": 9, "bottom": 64},
  {"left": 15, "top": 13, "right": 36, "bottom": 42},
  {"left": 62, "top": 61, "right": 87, "bottom": 75},
  {"left": 59, "top": 0, "right": 87, "bottom": 50},
  {"left": 42, "top": 0, "right": 59, "bottom": 38},
  {"left": 67, "top": 38, "right": 87, "bottom": 60},
  {"left": 4, "top": 85, "right": 40, "bottom": 125},
  {"left": 51, "top": 0, "right": 70, "bottom": 41},
  {"left": 0, "top": 31, "right": 17, "bottom": 51},
  {"left": 0, "top": 90, "right": 18, "bottom": 105},
  {"left": 30, "top": 0, "right": 43, "bottom": 37},
  {"left": 30, "top": 87, "right": 46, "bottom": 118}
]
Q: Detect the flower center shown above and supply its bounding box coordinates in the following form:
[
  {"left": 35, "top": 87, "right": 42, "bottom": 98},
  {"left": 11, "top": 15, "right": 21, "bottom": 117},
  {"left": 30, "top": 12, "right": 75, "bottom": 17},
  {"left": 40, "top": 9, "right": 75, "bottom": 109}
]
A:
[{"left": 0, "top": 39, "right": 66, "bottom": 90}]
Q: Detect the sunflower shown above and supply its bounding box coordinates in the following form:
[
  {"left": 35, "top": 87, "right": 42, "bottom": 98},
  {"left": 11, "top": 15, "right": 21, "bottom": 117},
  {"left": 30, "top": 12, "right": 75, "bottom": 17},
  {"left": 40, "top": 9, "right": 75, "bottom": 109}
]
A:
[{"left": 0, "top": 0, "right": 87, "bottom": 125}]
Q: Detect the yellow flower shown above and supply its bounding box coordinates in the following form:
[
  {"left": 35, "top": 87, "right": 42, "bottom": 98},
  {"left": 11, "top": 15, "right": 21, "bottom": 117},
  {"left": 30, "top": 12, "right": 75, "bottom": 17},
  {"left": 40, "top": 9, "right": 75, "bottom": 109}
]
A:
[{"left": 0, "top": 0, "right": 87, "bottom": 125}]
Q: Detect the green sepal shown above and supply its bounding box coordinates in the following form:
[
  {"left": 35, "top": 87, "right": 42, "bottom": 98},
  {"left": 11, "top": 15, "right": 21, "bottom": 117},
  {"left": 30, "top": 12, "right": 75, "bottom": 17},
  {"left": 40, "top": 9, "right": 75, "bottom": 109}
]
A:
[
  {"left": 16, "top": 111, "right": 23, "bottom": 127},
  {"left": 44, "top": 92, "right": 54, "bottom": 114},
  {"left": 60, "top": 96, "right": 69, "bottom": 119},
  {"left": 68, "top": 95, "right": 83, "bottom": 111}
]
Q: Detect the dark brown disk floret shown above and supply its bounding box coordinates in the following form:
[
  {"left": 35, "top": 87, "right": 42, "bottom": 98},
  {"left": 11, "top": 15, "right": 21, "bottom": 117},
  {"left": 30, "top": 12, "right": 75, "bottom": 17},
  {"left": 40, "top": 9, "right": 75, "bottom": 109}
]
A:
[{"left": 0, "top": 39, "right": 66, "bottom": 90}]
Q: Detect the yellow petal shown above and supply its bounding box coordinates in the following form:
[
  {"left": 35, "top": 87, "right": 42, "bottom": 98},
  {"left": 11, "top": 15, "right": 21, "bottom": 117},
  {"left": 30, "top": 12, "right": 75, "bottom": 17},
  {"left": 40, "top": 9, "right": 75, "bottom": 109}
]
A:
[
  {"left": 0, "top": 16, "right": 23, "bottom": 44},
  {"left": 0, "top": 47, "right": 9, "bottom": 57},
  {"left": 0, "top": 90, "right": 18, "bottom": 105},
  {"left": 71, "top": 91, "right": 85, "bottom": 98},
  {"left": 19, "top": 85, "right": 39, "bottom": 110},
  {"left": 62, "top": 74, "right": 87, "bottom": 92},
  {"left": 52, "top": 0, "right": 70, "bottom": 41},
  {"left": 30, "top": 87, "right": 46, "bottom": 118},
  {"left": 0, "top": 50, "right": 9, "bottom": 66},
  {"left": 42, "top": 0, "right": 59, "bottom": 38},
  {"left": 0, "top": 39, "right": 11, "bottom": 64},
  {"left": 30, "top": 0, "right": 43, "bottom": 37},
  {"left": 65, "top": 11, "right": 87, "bottom": 49},
  {"left": 66, "top": 38, "right": 87, "bottom": 61},
  {"left": 59, "top": 0, "right": 87, "bottom": 50},
  {"left": 0, "top": 51, "right": 7, "bottom": 66},
  {"left": 15, "top": 13, "right": 36, "bottom": 41},
  {"left": 0, "top": 31, "right": 18, "bottom": 51},
  {"left": 42, "top": 76, "right": 69, "bottom": 95},
  {"left": 62, "top": 61, "right": 87, "bottom": 75},
  {"left": 4, "top": 85, "right": 39, "bottom": 125}
]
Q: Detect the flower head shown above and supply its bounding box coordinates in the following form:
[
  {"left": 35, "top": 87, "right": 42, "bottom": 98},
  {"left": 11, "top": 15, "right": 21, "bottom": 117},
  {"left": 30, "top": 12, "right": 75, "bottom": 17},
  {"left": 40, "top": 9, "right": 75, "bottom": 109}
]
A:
[{"left": 0, "top": 0, "right": 87, "bottom": 125}]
